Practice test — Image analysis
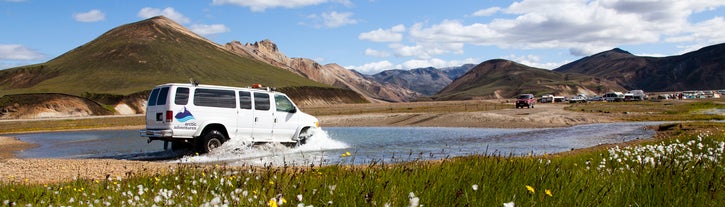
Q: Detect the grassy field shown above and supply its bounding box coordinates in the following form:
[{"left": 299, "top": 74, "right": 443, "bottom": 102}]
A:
[
  {"left": 565, "top": 99, "right": 725, "bottom": 121},
  {"left": 1, "top": 122, "right": 723, "bottom": 206},
  {"left": 1, "top": 99, "right": 724, "bottom": 206}
]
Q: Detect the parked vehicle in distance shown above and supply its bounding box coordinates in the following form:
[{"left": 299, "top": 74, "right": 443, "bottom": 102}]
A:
[
  {"left": 569, "top": 94, "right": 588, "bottom": 103},
  {"left": 587, "top": 95, "right": 604, "bottom": 102},
  {"left": 624, "top": 90, "right": 647, "bottom": 101},
  {"left": 515, "top": 94, "right": 536, "bottom": 108},
  {"left": 553, "top": 96, "right": 567, "bottom": 103},
  {"left": 603, "top": 92, "right": 625, "bottom": 102},
  {"left": 539, "top": 94, "right": 554, "bottom": 103},
  {"left": 140, "top": 83, "right": 319, "bottom": 153}
]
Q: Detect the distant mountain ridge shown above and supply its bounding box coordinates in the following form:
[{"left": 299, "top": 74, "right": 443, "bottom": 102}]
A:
[
  {"left": 555, "top": 43, "right": 725, "bottom": 91},
  {"left": 225, "top": 39, "right": 419, "bottom": 102},
  {"left": 434, "top": 59, "right": 625, "bottom": 100},
  {"left": 369, "top": 64, "right": 475, "bottom": 96}
]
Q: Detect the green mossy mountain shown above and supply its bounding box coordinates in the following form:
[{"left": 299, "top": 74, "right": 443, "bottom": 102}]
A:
[{"left": 0, "top": 16, "right": 327, "bottom": 97}]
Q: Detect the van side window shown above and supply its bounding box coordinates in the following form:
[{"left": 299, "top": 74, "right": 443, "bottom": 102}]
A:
[
  {"left": 194, "top": 89, "right": 236, "bottom": 108},
  {"left": 156, "top": 87, "right": 169, "bottom": 105},
  {"left": 239, "top": 91, "right": 252, "bottom": 109},
  {"left": 254, "top": 92, "right": 270, "bottom": 111},
  {"left": 175, "top": 87, "right": 189, "bottom": 105},
  {"left": 275, "top": 94, "right": 296, "bottom": 113},
  {"left": 147, "top": 88, "right": 160, "bottom": 106}
]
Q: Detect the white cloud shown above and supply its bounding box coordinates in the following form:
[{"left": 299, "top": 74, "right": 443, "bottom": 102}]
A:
[
  {"left": 364, "top": 48, "right": 390, "bottom": 57},
  {"left": 389, "top": 42, "right": 463, "bottom": 59},
  {"left": 138, "top": 7, "right": 190, "bottom": 24},
  {"left": 190, "top": 24, "right": 231, "bottom": 35},
  {"left": 73, "top": 9, "right": 105, "bottom": 22},
  {"left": 0, "top": 44, "right": 44, "bottom": 60},
  {"left": 358, "top": 24, "right": 405, "bottom": 42},
  {"left": 346, "top": 60, "right": 397, "bottom": 74},
  {"left": 472, "top": 7, "right": 500, "bottom": 17},
  {"left": 383, "top": 0, "right": 725, "bottom": 59},
  {"left": 502, "top": 54, "right": 568, "bottom": 69},
  {"left": 321, "top": 11, "right": 358, "bottom": 28},
  {"left": 212, "top": 0, "right": 351, "bottom": 12},
  {"left": 666, "top": 16, "right": 725, "bottom": 53}
]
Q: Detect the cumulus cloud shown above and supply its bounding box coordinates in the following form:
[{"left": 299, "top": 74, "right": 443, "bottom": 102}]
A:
[
  {"left": 358, "top": 24, "right": 405, "bottom": 42},
  {"left": 320, "top": 11, "right": 358, "bottom": 28},
  {"left": 0, "top": 44, "right": 44, "bottom": 60},
  {"left": 502, "top": 54, "right": 568, "bottom": 69},
  {"left": 212, "top": 0, "right": 351, "bottom": 12},
  {"left": 367, "top": 0, "right": 725, "bottom": 60},
  {"left": 190, "top": 24, "right": 231, "bottom": 35},
  {"left": 73, "top": 9, "right": 105, "bottom": 22},
  {"left": 472, "top": 7, "right": 500, "bottom": 16},
  {"left": 138, "top": 7, "right": 190, "bottom": 24},
  {"left": 346, "top": 60, "right": 397, "bottom": 74},
  {"left": 364, "top": 48, "right": 390, "bottom": 57}
]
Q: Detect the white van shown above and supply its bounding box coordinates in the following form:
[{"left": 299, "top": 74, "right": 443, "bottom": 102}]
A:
[{"left": 139, "top": 83, "right": 319, "bottom": 153}]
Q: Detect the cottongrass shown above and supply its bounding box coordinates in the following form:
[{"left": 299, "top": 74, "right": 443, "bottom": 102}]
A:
[{"left": 1, "top": 123, "right": 724, "bottom": 206}]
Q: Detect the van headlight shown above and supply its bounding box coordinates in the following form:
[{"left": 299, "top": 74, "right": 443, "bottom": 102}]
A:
[{"left": 315, "top": 121, "right": 319, "bottom": 128}]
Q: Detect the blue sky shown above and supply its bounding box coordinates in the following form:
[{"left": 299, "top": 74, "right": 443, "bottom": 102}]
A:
[{"left": 2, "top": 0, "right": 725, "bottom": 74}]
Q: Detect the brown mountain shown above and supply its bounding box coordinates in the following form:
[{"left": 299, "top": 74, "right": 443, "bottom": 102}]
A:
[
  {"left": 434, "top": 59, "right": 624, "bottom": 100},
  {"left": 555, "top": 43, "right": 725, "bottom": 91},
  {"left": 0, "top": 16, "right": 367, "bottom": 118},
  {"left": 225, "top": 39, "right": 418, "bottom": 102}
]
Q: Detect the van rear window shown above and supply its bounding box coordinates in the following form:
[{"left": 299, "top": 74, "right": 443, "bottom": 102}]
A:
[
  {"left": 156, "top": 87, "right": 169, "bottom": 105},
  {"left": 147, "top": 88, "right": 160, "bottom": 106},
  {"left": 147, "top": 87, "right": 169, "bottom": 106},
  {"left": 194, "top": 88, "right": 236, "bottom": 108}
]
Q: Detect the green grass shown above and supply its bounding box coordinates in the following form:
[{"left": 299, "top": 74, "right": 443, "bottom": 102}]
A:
[
  {"left": 566, "top": 100, "right": 725, "bottom": 121},
  {"left": 2, "top": 122, "right": 724, "bottom": 206}
]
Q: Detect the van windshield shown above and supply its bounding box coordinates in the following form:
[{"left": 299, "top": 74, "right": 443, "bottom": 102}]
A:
[{"left": 517, "top": 95, "right": 531, "bottom": 99}]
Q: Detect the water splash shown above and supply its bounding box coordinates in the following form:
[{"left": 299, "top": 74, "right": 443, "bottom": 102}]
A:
[{"left": 174, "top": 128, "right": 349, "bottom": 166}]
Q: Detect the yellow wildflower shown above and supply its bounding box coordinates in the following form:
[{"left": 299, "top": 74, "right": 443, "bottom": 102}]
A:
[
  {"left": 526, "top": 185, "right": 535, "bottom": 193},
  {"left": 545, "top": 189, "right": 553, "bottom": 197},
  {"left": 269, "top": 198, "right": 278, "bottom": 207}
]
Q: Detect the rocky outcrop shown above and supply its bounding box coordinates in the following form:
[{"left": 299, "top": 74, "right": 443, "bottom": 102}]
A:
[{"left": 225, "top": 39, "right": 419, "bottom": 102}]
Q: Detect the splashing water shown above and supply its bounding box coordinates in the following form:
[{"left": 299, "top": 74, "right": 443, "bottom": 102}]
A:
[{"left": 175, "top": 128, "right": 349, "bottom": 166}]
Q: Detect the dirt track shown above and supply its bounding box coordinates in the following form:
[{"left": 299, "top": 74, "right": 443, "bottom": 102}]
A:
[{"left": 1, "top": 103, "right": 614, "bottom": 184}]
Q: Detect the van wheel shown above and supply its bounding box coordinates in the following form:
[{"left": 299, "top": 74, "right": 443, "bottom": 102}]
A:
[
  {"left": 199, "top": 130, "right": 225, "bottom": 153},
  {"left": 296, "top": 128, "right": 311, "bottom": 146}
]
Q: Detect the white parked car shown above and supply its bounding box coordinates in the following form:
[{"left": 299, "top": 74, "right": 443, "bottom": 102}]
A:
[{"left": 140, "top": 83, "right": 319, "bottom": 153}]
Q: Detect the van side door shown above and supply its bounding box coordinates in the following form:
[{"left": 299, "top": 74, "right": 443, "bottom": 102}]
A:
[
  {"left": 251, "top": 92, "right": 274, "bottom": 141},
  {"left": 272, "top": 94, "right": 298, "bottom": 141},
  {"left": 236, "top": 91, "right": 255, "bottom": 141}
]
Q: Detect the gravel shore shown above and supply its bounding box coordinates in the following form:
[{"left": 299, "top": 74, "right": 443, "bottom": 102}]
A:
[{"left": 1, "top": 103, "right": 614, "bottom": 184}]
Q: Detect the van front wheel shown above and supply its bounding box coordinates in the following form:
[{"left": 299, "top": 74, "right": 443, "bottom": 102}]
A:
[{"left": 199, "top": 130, "right": 225, "bottom": 153}]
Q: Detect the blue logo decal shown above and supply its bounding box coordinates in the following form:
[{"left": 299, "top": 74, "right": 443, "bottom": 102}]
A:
[{"left": 175, "top": 107, "right": 195, "bottom": 122}]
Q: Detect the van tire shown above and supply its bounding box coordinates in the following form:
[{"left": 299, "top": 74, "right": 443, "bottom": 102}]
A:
[{"left": 199, "top": 130, "right": 225, "bottom": 153}]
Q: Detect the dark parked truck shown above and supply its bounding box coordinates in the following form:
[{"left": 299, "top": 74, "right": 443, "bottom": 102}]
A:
[
  {"left": 515, "top": 94, "right": 536, "bottom": 108},
  {"left": 140, "top": 83, "right": 319, "bottom": 153}
]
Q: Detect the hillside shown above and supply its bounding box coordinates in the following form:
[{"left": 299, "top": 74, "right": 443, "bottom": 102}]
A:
[
  {"left": 225, "top": 40, "right": 417, "bottom": 102},
  {"left": 369, "top": 64, "right": 475, "bottom": 96},
  {"left": 555, "top": 43, "right": 725, "bottom": 91},
  {"left": 434, "top": 59, "right": 624, "bottom": 100},
  {"left": 0, "top": 16, "right": 326, "bottom": 97}
]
